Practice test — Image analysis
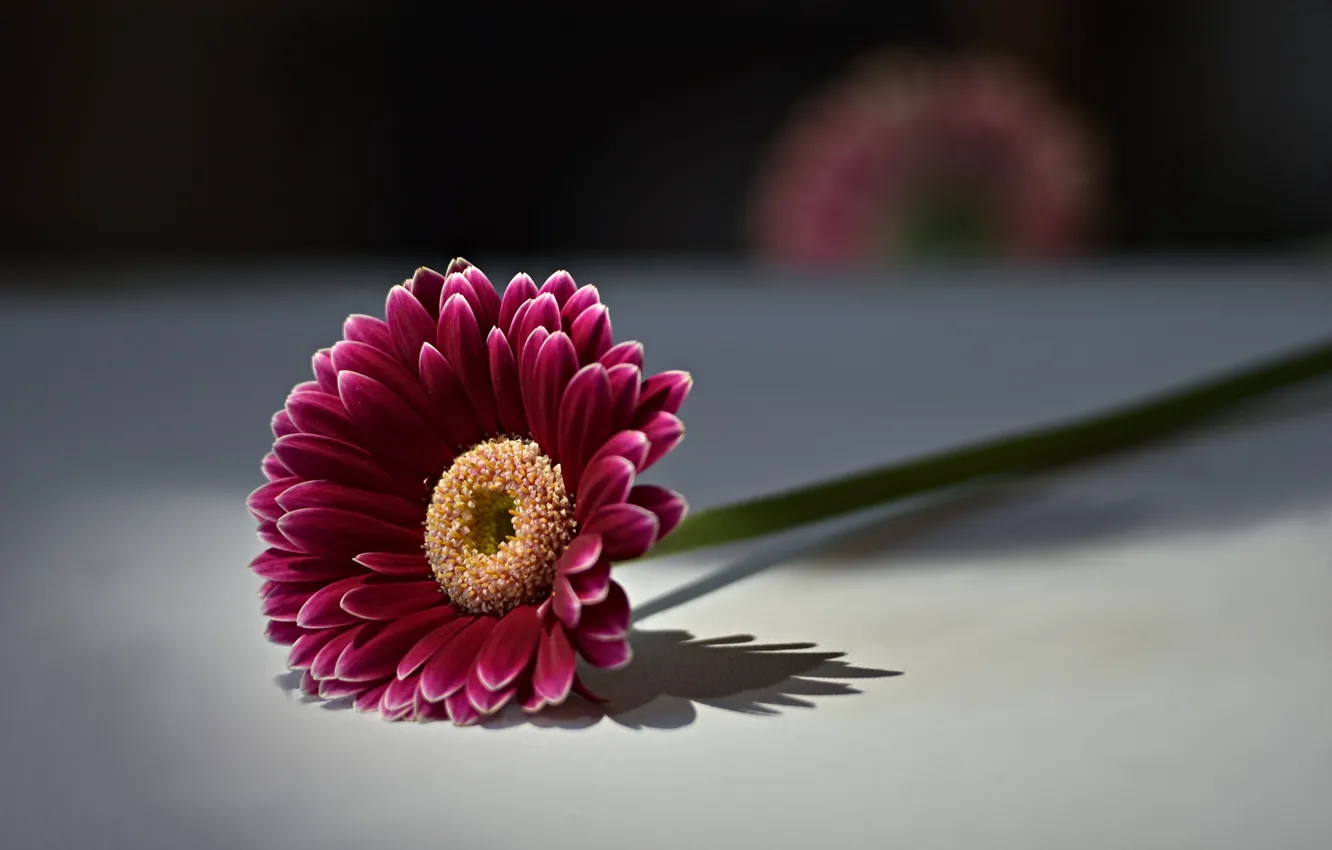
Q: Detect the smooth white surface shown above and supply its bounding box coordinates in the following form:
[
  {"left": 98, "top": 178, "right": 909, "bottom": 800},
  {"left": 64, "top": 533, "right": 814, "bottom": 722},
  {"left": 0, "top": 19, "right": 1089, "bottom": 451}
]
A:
[{"left": 2, "top": 266, "right": 1331, "bottom": 849}]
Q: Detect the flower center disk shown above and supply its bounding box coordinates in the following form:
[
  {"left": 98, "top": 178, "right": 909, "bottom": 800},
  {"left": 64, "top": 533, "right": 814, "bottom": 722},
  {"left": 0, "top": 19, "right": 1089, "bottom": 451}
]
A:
[{"left": 424, "top": 438, "right": 576, "bottom": 616}]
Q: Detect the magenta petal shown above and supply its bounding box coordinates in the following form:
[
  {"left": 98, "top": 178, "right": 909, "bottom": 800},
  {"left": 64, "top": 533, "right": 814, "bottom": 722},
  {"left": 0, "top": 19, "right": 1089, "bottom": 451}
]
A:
[
  {"left": 600, "top": 340, "right": 644, "bottom": 369},
  {"left": 419, "top": 617, "right": 496, "bottom": 702},
  {"left": 296, "top": 575, "right": 372, "bottom": 628},
  {"left": 330, "top": 341, "right": 436, "bottom": 420},
  {"left": 397, "top": 616, "right": 473, "bottom": 679},
  {"left": 487, "top": 327, "right": 527, "bottom": 435},
  {"left": 637, "top": 370, "right": 694, "bottom": 421},
  {"left": 445, "top": 690, "right": 481, "bottom": 725},
  {"left": 335, "top": 606, "right": 455, "bottom": 681},
  {"left": 530, "top": 332, "right": 579, "bottom": 462},
  {"left": 556, "top": 533, "right": 603, "bottom": 575},
  {"left": 441, "top": 272, "right": 484, "bottom": 326},
  {"left": 444, "top": 257, "right": 473, "bottom": 275},
  {"left": 518, "top": 680, "right": 547, "bottom": 713},
  {"left": 311, "top": 623, "right": 366, "bottom": 680},
  {"left": 499, "top": 272, "right": 538, "bottom": 334},
  {"left": 338, "top": 371, "right": 450, "bottom": 478},
  {"left": 640, "top": 411, "right": 686, "bottom": 471},
  {"left": 575, "top": 455, "right": 636, "bottom": 525},
  {"left": 278, "top": 507, "right": 423, "bottom": 557},
  {"left": 552, "top": 573, "right": 580, "bottom": 627},
  {"left": 577, "top": 581, "right": 631, "bottom": 640},
  {"left": 262, "top": 452, "right": 289, "bottom": 482},
  {"left": 354, "top": 552, "right": 431, "bottom": 577},
  {"left": 272, "top": 410, "right": 298, "bottom": 439},
  {"left": 343, "top": 314, "right": 395, "bottom": 354},
  {"left": 311, "top": 349, "right": 338, "bottom": 394},
  {"left": 251, "top": 549, "right": 363, "bottom": 582},
  {"left": 512, "top": 292, "right": 561, "bottom": 365},
  {"left": 517, "top": 325, "right": 551, "bottom": 446},
  {"left": 569, "top": 303, "right": 613, "bottom": 365},
  {"left": 576, "top": 632, "right": 633, "bottom": 670},
  {"left": 466, "top": 663, "right": 518, "bottom": 715},
  {"left": 568, "top": 558, "right": 612, "bottom": 604},
  {"left": 538, "top": 270, "right": 577, "bottom": 306},
  {"left": 266, "top": 619, "right": 309, "bottom": 646},
  {"left": 276, "top": 480, "right": 422, "bottom": 527},
  {"left": 300, "top": 670, "right": 319, "bottom": 696},
  {"left": 585, "top": 429, "right": 651, "bottom": 473},
  {"left": 286, "top": 391, "right": 360, "bottom": 443},
  {"left": 418, "top": 343, "right": 485, "bottom": 450},
  {"left": 606, "top": 363, "right": 641, "bottom": 433},
  {"left": 463, "top": 267, "right": 501, "bottom": 329},
  {"left": 629, "top": 484, "right": 688, "bottom": 540},
  {"left": 557, "top": 363, "right": 612, "bottom": 492},
  {"left": 582, "top": 503, "right": 659, "bottom": 561},
  {"left": 258, "top": 520, "right": 298, "bottom": 552},
  {"left": 273, "top": 434, "right": 403, "bottom": 495},
  {"left": 383, "top": 673, "right": 421, "bottom": 711},
  {"left": 355, "top": 681, "right": 391, "bottom": 712},
  {"left": 262, "top": 581, "right": 323, "bottom": 621},
  {"left": 319, "top": 677, "right": 372, "bottom": 699},
  {"left": 560, "top": 284, "right": 601, "bottom": 325},
  {"left": 533, "top": 622, "right": 577, "bottom": 704},
  {"left": 289, "top": 626, "right": 347, "bottom": 669},
  {"left": 247, "top": 477, "right": 296, "bottom": 522},
  {"left": 386, "top": 284, "right": 436, "bottom": 370},
  {"left": 475, "top": 605, "right": 542, "bottom": 691},
  {"left": 410, "top": 267, "right": 447, "bottom": 318},
  {"left": 438, "top": 292, "right": 498, "bottom": 434},
  {"left": 340, "top": 581, "right": 443, "bottom": 620}
]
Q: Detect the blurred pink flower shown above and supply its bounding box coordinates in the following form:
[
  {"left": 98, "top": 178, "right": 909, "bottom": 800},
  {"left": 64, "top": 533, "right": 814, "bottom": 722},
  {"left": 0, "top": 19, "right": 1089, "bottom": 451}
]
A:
[{"left": 749, "top": 54, "right": 1102, "bottom": 264}]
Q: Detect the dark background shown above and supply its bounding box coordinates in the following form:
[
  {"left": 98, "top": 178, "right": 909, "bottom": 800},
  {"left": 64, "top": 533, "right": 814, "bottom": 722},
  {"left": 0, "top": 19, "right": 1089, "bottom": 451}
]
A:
[{"left": 4, "top": 0, "right": 1332, "bottom": 263}]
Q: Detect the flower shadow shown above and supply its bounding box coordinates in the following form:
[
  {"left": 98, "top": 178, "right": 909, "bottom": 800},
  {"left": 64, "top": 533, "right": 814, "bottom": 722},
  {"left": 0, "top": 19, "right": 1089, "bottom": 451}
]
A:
[{"left": 486, "top": 628, "right": 901, "bottom": 731}]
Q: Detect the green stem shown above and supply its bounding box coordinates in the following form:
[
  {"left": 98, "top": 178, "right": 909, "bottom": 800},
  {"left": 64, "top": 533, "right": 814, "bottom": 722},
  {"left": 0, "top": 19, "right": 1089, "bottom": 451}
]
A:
[{"left": 643, "top": 337, "right": 1332, "bottom": 560}]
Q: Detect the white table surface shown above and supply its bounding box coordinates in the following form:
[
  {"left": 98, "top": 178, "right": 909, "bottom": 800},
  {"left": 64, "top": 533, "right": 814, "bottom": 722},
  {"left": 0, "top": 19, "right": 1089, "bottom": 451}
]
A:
[{"left": 2, "top": 262, "right": 1330, "bottom": 850}]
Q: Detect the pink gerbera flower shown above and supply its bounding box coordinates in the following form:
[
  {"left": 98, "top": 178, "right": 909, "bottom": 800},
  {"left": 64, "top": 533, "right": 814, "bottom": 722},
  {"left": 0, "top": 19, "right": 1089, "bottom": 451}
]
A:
[
  {"left": 750, "top": 53, "right": 1101, "bottom": 264},
  {"left": 248, "top": 259, "right": 690, "bottom": 725}
]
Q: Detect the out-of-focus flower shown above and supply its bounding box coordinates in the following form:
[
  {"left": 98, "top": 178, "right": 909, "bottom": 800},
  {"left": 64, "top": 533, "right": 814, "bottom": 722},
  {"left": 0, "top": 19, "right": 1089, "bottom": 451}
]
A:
[
  {"left": 749, "top": 54, "right": 1101, "bottom": 264},
  {"left": 249, "top": 260, "right": 690, "bottom": 725}
]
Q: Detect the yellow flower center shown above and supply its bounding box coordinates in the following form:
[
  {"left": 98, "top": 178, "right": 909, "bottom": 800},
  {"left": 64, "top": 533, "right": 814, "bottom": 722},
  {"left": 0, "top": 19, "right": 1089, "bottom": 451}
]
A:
[{"left": 424, "top": 438, "right": 576, "bottom": 616}]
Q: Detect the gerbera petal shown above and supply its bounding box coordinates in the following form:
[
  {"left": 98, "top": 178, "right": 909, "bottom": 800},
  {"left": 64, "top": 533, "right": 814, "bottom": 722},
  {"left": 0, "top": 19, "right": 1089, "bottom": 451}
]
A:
[
  {"left": 640, "top": 411, "right": 686, "bottom": 471},
  {"left": 265, "top": 620, "right": 309, "bottom": 646},
  {"left": 552, "top": 572, "right": 580, "bottom": 627},
  {"left": 538, "top": 269, "right": 577, "bottom": 307},
  {"left": 498, "top": 272, "right": 538, "bottom": 335},
  {"left": 251, "top": 548, "right": 363, "bottom": 582},
  {"left": 475, "top": 604, "right": 542, "bottom": 691},
  {"left": 386, "top": 284, "right": 436, "bottom": 370},
  {"left": 278, "top": 507, "right": 423, "bottom": 557},
  {"left": 445, "top": 690, "right": 481, "bottom": 725},
  {"left": 582, "top": 503, "right": 659, "bottom": 561},
  {"left": 463, "top": 266, "right": 502, "bottom": 330},
  {"left": 275, "top": 480, "right": 422, "bottom": 527},
  {"left": 340, "top": 581, "right": 444, "bottom": 621},
  {"left": 600, "top": 340, "right": 644, "bottom": 370},
  {"left": 511, "top": 292, "right": 561, "bottom": 365},
  {"left": 533, "top": 621, "right": 576, "bottom": 704},
  {"left": 312, "top": 349, "right": 338, "bottom": 394},
  {"left": 396, "top": 615, "right": 473, "bottom": 680},
  {"left": 575, "top": 631, "right": 633, "bottom": 670},
  {"left": 353, "top": 551, "right": 431, "bottom": 578},
  {"left": 585, "top": 429, "right": 651, "bottom": 473},
  {"left": 247, "top": 477, "right": 296, "bottom": 522},
  {"left": 517, "top": 678, "right": 548, "bottom": 713},
  {"left": 337, "top": 371, "right": 451, "bottom": 478},
  {"left": 285, "top": 390, "right": 359, "bottom": 443},
  {"left": 257, "top": 520, "right": 298, "bottom": 552},
  {"left": 560, "top": 284, "right": 600, "bottom": 325},
  {"left": 441, "top": 271, "right": 485, "bottom": 326},
  {"left": 343, "top": 314, "right": 395, "bottom": 354},
  {"left": 300, "top": 670, "right": 319, "bottom": 697},
  {"left": 575, "top": 455, "right": 636, "bottom": 525},
  {"left": 336, "top": 606, "right": 455, "bottom": 681},
  {"left": 320, "top": 677, "right": 374, "bottom": 700},
  {"left": 289, "top": 626, "right": 347, "bottom": 669},
  {"left": 418, "top": 343, "right": 485, "bottom": 450},
  {"left": 628, "top": 484, "right": 688, "bottom": 540},
  {"left": 355, "top": 681, "right": 392, "bottom": 712},
  {"left": 262, "top": 451, "right": 289, "bottom": 482},
  {"left": 311, "top": 623, "right": 367, "bottom": 680},
  {"left": 576, "top": 581, "right": 631, "bottom": 640},
  {"left": 557, "top": 363, "right": 612, "bottom": 492},
  {"left": 296, "top": 575, "right": 372, "bottom": 628},
  {"left": 466, "top": 663, "right": 518, "bottom": 715},
  {"left": 383, "top": 672, "right": 421, "bottom": 711},
  {"left": 517, "top": 326, "right": 551, "bottom": 446},
  {"left": 273, "top": 434, "right": 405, "bottom": 495},
  {"left": 636, "top": 370, "right": 693, "bottom": 422},
  {"left": 530, "top": 331, "right": 578, "bottom": 462},
  {"left": 606, "top": 363, "right": 641, "bottom": 433},
  {"left": 261, "top": 581, "right": 324, "bottom": 621},
  {"left": 409, "top": 267, "right": 447, "bottom": 318},
  {"left": 555, "top": 533, "right": 603, "bottom": 575},
  {"left": 568, "top": 558, "right": 612, "bottom": 605},
  {"left": 444, "top": 257, "right": 473, "bottom": 275},
  {"left": 330, "top": 340, "right": 450, "bottom": 439},
  {"left": 272, "top": 410, "right": 298, "bottom": 439},
  {"left": 569, "top": 303, "right": 613, "bottom": 365},
  {"left": 438, "top": 292, "right": 498, "bottom": 434},
  {"left": 487, "top": 327, "right": 527, "bottom": 435},
  {"left": 419, "top": 616, "right": 496, "bottom": 702}
]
